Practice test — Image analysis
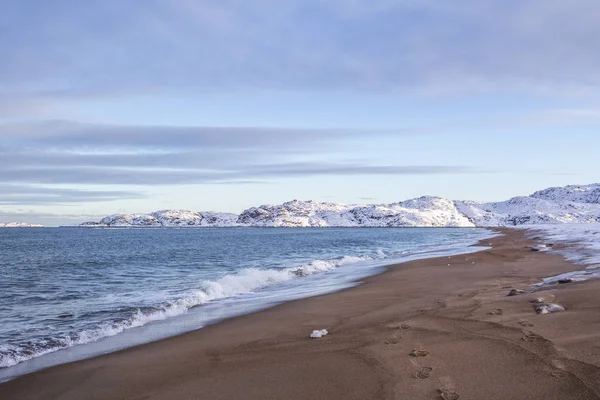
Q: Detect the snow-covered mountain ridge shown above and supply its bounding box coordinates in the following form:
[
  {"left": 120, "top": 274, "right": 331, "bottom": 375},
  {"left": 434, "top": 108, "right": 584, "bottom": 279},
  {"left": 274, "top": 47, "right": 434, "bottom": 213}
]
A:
[
  {"left": 78, "top": 183, "right": 600, "bottom": 228},
  {"left": 80, "top": 210, "right": 239, "bottom": 228}
]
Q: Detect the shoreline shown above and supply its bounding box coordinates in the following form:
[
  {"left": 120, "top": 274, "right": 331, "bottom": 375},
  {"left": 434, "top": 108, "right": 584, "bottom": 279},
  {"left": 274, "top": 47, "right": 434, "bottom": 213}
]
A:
[
  {"left": 3, "top": 228, "right": 600, "bottom": 399},
  {"left": 57, "top": 226, "right": 500, "bottom": 229},
  {"left": 0, "top": 228, "right": 494, "bottom": 379}
]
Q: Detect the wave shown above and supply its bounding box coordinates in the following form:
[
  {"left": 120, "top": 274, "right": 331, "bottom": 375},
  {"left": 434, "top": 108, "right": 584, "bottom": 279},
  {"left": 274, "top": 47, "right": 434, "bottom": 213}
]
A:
[{"left": 0, "top": 254, "right": 372, "bottom": 369}]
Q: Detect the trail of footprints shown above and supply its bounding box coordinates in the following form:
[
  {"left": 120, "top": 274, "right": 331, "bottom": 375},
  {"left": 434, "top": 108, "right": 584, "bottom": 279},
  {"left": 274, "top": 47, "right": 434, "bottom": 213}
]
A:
[
  {"left": 384, "top": 289, "right": 568, "bottom": 399},
  {"left": 385, "top": 323, "right": 461, "bottom": 399}
]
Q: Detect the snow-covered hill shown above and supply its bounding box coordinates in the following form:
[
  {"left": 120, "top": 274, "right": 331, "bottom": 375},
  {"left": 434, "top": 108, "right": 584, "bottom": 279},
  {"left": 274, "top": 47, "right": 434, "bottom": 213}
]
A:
[
  {"left": 456, "top": 186, "right": 600, "bottom": 226},
  {"left": 237, "top": 197, "right": 474, "bottom": 227},
  {"left": 0, "top": 222, "right": 44, "bottom": 228},
  {"left": 238, "top": 200, "right": 353, "bottom": 227},
  {"left": 530, "top": 184, "right": 600, "bottom": 204},
  {"left": 80, "top": 210, "right": 239, "bottom": 228},
  {"left": 78, "top": 183, "right": 600, "bottom": 228}
]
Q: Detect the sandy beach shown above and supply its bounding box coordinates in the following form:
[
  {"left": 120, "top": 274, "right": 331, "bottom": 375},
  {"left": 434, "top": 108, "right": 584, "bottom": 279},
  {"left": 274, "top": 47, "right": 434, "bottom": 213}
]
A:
[{"left": 2, "top": 228, "right": 600, "bottom": 400}]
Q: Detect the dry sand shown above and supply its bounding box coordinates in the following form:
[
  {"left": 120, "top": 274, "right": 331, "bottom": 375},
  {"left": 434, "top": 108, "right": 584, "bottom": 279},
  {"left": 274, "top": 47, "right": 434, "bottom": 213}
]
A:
[{"left": 2, "top": 228, "right": 600, "bottom": 400}]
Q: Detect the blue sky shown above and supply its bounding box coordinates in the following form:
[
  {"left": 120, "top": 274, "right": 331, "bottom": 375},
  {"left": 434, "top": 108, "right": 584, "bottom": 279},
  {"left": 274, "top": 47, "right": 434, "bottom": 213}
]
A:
[{"left": 2, "top": 0, "right": 600, "bottom": 225}]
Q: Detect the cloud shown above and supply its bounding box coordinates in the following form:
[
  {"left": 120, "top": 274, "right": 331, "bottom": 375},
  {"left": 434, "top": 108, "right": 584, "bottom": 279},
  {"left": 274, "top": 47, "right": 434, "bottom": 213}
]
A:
[
  {"left": 3, "top": 0, "right": 600, "bottom": 99},
  {"left": 0, "top": 160, "right": 475, "bottom": 186},
  {"left": 0, "top": 120, "right": 413, "bottom": 151},
  {"left": 0, "top": 120, "right": 477, "bottom": 204},
  {"left": 0, "top": 185, "right": 146, "bottom": 205}
]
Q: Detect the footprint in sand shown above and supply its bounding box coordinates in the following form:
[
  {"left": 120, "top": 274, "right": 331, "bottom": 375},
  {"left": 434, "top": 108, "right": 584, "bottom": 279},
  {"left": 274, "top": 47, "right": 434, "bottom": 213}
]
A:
[
  {"left": 487, "top": 308, "right": 504, "bottom": 316},
  {"left": 438, "top": 388, "right": 460, "bottom": 400},
  {"left": 521, "top": 330, "right": 540, "bottom": 342},
  {"left": 384, "top": 337, "right": 400, "bottom": 345},
  {"left": 551, "top": 370, "right": 569, "bottom": 379},
  {"left": 409, "top": 349, "right": 429, "bottom": 357},
  {"left": 549, "top": 359, "right": 569, "bottom": 378},
  {"left": 416, "top": 367, "right": 433, "bottom": 379},
  {"left": 518, "top": 319, "right": 534, "bottom": 328},
  {"left": 438, "top": 377, "right": 460, "bottom": 400},
  {"left": 400, "top": 323, "right": 410, "bottom": 330}
]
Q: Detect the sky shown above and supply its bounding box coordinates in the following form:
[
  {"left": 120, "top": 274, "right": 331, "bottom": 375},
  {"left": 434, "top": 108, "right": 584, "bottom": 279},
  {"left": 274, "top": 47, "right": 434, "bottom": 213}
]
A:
[{"left": 2, "top": 0, "right": 600, "bottom": 226}]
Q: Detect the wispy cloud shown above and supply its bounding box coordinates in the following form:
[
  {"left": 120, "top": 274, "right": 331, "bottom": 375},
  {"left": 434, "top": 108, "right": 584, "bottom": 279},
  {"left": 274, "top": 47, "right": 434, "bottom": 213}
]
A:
[
  {"left": 0, "top": 120, "right": 477, "bottom": 204},
  {"left": 0, "top": 120, "right": 413, "bottom": 150},
  {"left": 0, "top": 185, "right": 146, "bottom": 205},
  {"left": 0, "top": 164, "right": 476, "bottom": 186}
]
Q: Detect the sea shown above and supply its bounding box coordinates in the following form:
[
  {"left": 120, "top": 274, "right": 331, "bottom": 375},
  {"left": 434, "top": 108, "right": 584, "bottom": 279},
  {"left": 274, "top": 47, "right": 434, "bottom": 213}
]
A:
[{"left": 0, "top": 227, "right": 496, "bottom": 380}]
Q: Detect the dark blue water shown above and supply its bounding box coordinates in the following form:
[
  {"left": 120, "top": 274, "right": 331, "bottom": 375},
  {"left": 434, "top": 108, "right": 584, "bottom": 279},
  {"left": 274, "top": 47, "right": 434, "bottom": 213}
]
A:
[{"left": 0, "top": 227, "right": 495, "bottom": 376}]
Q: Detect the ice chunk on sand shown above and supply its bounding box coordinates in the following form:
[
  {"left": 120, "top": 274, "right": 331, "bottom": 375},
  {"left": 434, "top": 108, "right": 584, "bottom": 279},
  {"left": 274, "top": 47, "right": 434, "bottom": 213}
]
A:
[
  {"left": 535, "top": 304, "right": 565, "bottom": 314},
  {"left": 310, "top": 329, "right": 329, "bottom": 338},
  {"left": 532, "top": 244, "right": 548, "bottom": 252}
]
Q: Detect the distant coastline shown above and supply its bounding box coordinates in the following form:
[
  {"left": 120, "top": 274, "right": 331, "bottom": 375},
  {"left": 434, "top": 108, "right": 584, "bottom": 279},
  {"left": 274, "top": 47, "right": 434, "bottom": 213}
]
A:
[{"left": 0, "top": 223, "right": 44, "bottom": 228}]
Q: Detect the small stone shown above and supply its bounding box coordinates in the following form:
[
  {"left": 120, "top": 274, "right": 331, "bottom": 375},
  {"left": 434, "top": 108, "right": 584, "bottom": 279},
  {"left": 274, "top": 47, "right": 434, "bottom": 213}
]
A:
[
  {"left": 507, "top": 289, "right": 525, "bottom": 296},
  {"left": 557, "top": 279, "right": 572, "bottom": 284},
  {"left": 487, "top": 308, "right": 504, "bottom": 316}
]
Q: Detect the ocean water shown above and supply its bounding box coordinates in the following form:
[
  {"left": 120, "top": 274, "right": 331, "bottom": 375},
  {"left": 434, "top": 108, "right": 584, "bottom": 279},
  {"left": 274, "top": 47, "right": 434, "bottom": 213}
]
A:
[{"left": 0, "top": 227, "right": 495, "bottom": 379}]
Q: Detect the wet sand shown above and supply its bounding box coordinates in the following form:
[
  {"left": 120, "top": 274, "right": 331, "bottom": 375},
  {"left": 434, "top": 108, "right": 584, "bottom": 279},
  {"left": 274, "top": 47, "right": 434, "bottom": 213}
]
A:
[{"left": 2, "top": 228, "right": 600, "bottom": 399}]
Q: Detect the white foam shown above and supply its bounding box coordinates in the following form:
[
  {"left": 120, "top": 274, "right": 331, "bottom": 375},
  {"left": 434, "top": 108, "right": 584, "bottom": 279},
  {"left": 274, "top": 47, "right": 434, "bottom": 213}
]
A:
[{"left": 0, "top": 255, "right": 370, "bottom": 368}]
